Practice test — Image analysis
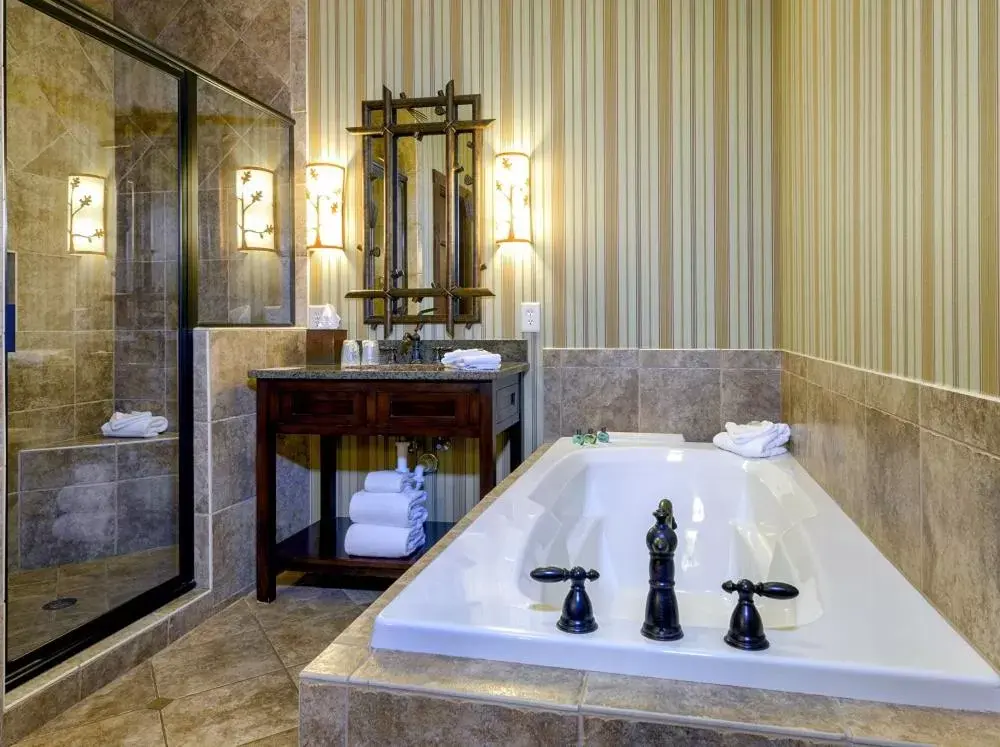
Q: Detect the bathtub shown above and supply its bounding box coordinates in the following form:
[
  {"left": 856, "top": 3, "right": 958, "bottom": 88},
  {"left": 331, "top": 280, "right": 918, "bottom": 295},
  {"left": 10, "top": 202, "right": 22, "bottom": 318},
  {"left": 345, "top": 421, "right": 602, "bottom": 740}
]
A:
[{"left": 372, "top": 434, "right": 1000, "bottom": 712}]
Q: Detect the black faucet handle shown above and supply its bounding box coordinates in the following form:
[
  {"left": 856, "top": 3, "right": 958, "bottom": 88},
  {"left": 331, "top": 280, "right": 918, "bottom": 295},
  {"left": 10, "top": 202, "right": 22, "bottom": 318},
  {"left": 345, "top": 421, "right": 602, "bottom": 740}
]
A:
[
  {"left": 530, "top": 566, "right": 599, "bottom": 584},
  {"left": 721, "top": 579, "right": 799, "bottom": 651},
  {"left": 530, "top": 566, "right": 600, "bottom": 634},
  {"left": 722, "top": 579, "right": 799, "bottom": 600}
]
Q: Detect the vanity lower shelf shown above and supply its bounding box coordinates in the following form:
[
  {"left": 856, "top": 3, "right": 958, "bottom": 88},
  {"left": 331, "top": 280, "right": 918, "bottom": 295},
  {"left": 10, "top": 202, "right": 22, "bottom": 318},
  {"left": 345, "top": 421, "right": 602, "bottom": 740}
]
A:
[{"left": 274, "top": 518, "right": 455, "bottom": 584}]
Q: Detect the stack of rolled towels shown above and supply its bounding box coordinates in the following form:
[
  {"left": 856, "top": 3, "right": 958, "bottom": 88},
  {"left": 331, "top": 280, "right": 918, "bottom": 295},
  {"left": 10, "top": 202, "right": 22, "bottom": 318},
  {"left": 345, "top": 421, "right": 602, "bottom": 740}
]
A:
[
  {"left": 343, "top": 470, "right": 427, "bottom": 558},
  {"left": 441, "top": 348, "right": 502, "bottom": 371},
  {"left": 713, "top": 421, "right": 790, "bottom": 459}
]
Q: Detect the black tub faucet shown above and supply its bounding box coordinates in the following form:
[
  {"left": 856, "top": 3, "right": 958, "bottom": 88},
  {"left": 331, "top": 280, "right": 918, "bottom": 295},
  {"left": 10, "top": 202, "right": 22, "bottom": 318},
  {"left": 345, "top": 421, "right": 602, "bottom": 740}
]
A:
[
  {"left": 641, "top": 498, "right": 683, "bottom": 641},
  {"left": 530, "top": 566, "right": 600, "bottom": 634},
  {"left": 721, "top": 579, "right": 799, "bottom": 651}
]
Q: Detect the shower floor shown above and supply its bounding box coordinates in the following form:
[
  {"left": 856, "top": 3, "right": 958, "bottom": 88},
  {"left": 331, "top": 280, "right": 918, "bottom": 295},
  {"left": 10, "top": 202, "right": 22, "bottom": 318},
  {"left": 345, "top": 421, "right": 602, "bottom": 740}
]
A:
[{"left": 7, "top": 546, "right": 178, "bottom": 662}]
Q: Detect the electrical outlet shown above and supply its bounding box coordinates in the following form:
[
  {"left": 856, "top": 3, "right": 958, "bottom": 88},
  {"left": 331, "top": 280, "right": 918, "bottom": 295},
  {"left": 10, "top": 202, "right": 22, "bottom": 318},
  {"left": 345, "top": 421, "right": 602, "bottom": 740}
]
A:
[{"left": 520, "top": 302, "right": 541, "bottom": 333}]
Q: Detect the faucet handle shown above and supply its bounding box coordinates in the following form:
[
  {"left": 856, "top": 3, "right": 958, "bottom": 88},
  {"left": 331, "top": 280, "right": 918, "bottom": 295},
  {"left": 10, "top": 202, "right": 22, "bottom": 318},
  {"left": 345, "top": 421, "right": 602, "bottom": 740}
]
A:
[
  {"left": 530, "top": 566, "right": 600, "bottom": 634},
  {"left": 721, "top": 579, "right": 799, "bottom": 651},
  {"left": 722, "top": 579, "right": 799, "bottom": 600},
  {"left": 530, "top": 566, "right": 599, "bottom": 584}
]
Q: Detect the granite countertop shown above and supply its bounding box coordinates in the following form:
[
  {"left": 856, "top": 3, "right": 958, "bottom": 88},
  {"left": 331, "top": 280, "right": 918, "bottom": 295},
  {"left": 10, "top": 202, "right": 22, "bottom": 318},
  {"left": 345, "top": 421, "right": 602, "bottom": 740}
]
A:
[{"left": 249, "top": 361, "right": 529, "bottom": 381}]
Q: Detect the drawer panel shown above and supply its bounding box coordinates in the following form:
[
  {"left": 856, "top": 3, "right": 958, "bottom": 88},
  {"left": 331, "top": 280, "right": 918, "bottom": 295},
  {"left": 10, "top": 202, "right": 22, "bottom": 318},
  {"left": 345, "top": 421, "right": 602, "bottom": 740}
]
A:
[
  {"left": 277, "top": 388, "right": 368, "bottom": 427},
  {"left": 375, "top": 391, "right": 475, "bottom": 430},
  {"left": 494, "top": 383, "right": 519, "bottom": 425}
]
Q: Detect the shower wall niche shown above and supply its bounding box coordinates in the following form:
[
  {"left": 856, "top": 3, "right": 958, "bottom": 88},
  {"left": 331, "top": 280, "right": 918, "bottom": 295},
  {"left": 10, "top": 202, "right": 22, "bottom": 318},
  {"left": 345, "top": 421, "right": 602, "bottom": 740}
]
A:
[{"left": 5, "top": 0, "right": 185, "bottom": 667}]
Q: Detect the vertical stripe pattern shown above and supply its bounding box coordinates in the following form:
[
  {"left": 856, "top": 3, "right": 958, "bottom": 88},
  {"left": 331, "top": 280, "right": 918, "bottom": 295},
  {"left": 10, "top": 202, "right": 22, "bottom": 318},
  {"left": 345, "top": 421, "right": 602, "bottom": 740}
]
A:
[{"left": 776, "top": 0, "right": 1000, "bottom": 396}]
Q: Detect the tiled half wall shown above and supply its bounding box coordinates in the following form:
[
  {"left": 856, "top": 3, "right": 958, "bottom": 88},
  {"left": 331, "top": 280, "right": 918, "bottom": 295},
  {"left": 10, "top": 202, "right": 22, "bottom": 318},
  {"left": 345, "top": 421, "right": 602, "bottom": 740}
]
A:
[
  {"left": 543, "top": 349, "right": 782, "bottom": 442},
  {"left": 781, "top": 353, "right": 1000, "bottom": 671}
]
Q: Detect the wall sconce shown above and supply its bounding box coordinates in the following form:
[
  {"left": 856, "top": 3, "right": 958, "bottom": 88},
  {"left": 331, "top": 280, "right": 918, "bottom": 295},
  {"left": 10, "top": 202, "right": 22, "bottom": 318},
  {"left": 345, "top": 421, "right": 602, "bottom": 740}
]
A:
[
  {"left": 494, "top": 152, "right": 531, "bottom": 246},
  {"left": 67, "top": 174, "right": 106, "bottom": 254},
  {"left": 236, "top": 167, "right": 276, "bottom": 252},
  {"left": 305, "top": 162, "right": 345, "bottom": 252}
]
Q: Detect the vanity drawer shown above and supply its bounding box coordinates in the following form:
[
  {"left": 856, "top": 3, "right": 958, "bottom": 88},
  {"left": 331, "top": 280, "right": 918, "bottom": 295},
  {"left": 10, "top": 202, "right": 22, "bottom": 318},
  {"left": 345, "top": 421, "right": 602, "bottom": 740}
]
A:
[
  {"left": 494, "top": 382, "right": 519, "bottom": 426},
  {"left": 276, "top": 384, "right": 369, "bottom": 428},
  {"left": 374, "top": 388, "right": 477, "bottom": 431}
]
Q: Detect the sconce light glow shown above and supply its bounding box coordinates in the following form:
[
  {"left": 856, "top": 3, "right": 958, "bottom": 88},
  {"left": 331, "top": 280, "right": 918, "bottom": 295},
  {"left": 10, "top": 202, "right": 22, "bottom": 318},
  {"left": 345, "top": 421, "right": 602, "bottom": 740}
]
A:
[
  {"left": 67, "top": 174, "right": 106, "bottom": 254},
  {"left": 236, "top": 167, "right": 276, "bottom": 251},
  {"left": 494, "top": 152, "right": 531, "bottom": 246},
  {"left": 305, "top": 162, "right": 345, "bottom": 251}
]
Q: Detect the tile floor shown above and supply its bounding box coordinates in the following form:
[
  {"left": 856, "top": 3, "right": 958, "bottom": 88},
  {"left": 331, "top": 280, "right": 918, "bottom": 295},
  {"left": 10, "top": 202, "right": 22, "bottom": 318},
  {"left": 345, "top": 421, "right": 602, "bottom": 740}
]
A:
[
  {"left": 7, "top": 547, "right": 179, "bottom": 661},
  {"left": 13, "top": 575, "right": 378, "bottom": 746}
]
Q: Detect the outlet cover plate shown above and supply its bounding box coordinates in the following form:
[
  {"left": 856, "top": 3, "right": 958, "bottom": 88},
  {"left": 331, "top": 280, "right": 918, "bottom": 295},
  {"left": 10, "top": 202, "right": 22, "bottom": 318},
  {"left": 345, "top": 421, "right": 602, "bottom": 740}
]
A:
[{"left": 520, "top": 302, "right": 541, "bottom": 333}]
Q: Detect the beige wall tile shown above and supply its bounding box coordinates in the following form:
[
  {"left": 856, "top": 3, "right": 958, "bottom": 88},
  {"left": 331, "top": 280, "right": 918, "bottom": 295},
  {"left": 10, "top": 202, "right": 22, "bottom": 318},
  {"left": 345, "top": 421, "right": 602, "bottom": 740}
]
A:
[
  {"left": 639, "top": 349, "right": 722, "bottom": 369},
  {"left": 352, "top": 650, "right": 584, "bottom": 710},
  {"left": 722, "top": 350, "right": 782, "bottom": 370},
  {"left": 721, "top": 370, "right": 781, "bottom": 426},
  {"left": 921, "top": 431, "right": 1000, "bottom": 669},
  {"left": 299, "top": 681, "right": 347, "bottom": 747},
  {"left": 865, "top": 372, "right": 920, "bottom": 423},
  {"left": 208, "top": 328, "right": 267, "bottom": 420},
  {"left": 836, "top": 698, "right": 1000, "bottom": 747},
  {"left": 561, "top": 367, "right": 638, "bottom": 436},
  {"left": 563, "top": 348, "right": 640, "bottom": 368},
  {"left": 583, "top": 717, "right": 839, "bottom": 746},
  {"left": 638, "top": 368, "right": 720, "bottom": 442},
  {"left": 865, "top": 410, "right": 922, "bottom": 586},
  {"left": 920, "top": 385, "right": 1000, "bottom": 458},
  {"left": 828, "top": 363, "right": 865, "bottom": 402},
  {"left": 583, "top": 673, "right": 843, "bottom": 737},
  {"left": 347, "top": 688, "right": 578, "bottom": 747}
]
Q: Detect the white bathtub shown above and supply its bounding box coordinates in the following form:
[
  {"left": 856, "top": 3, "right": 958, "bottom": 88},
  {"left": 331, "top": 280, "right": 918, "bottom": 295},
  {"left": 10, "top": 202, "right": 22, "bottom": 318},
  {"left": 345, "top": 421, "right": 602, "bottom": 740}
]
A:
[{"left": 373, "top": 434, "right": 1000, "bottom": 712}]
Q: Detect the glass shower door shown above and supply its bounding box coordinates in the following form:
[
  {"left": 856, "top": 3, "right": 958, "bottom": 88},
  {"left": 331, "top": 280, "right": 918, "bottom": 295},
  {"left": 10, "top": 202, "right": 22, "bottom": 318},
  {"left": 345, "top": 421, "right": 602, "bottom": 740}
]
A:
[{"left": 5, "top": 0, "right": 190, "bottom": 680}]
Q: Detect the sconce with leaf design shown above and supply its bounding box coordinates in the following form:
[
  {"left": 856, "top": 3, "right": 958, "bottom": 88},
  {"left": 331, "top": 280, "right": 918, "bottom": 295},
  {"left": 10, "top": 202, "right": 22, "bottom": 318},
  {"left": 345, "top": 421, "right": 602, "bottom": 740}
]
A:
[
  {"left": 305, "top": 162, "right": 345, "bottom": 252},
  {"left": 236, "top": 167, "right": 276, "bottom": 252},
  {"left": 68, "top": 174, "right": 106, "bottom": 255},
  {"left": 494, "top": 152, "right": 531, "bottom": 248}
]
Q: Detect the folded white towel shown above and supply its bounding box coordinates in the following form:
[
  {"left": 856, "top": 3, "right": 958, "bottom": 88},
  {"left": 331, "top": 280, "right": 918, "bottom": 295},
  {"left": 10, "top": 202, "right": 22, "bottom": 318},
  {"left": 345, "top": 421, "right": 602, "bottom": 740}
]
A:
[
  {"left": 441, "top": 349, "right": 502, "bottom": 370},
  {"left": 349, "top": 489, "right": 428, "bottom": 527},
  {"left": 725, "top": 421, "right": 789, "bottom": 445},
  {"left": 344, "top": 523, "right": 426, "bottom": 558},
  {"left": 364, "top": 470, "right": 414, "bottom": 493},
  {"left": 100, "top": 411, "right": 168, "bottom": 438},
  {"left": 713, "top": 431, "right": 788, "bottom": 459}
]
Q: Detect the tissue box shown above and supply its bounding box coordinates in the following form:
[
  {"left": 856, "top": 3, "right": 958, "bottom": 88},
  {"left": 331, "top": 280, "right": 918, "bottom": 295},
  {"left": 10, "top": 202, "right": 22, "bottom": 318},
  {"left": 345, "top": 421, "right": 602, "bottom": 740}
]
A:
[{"left": 306, "top": 329, "right": 348, "bottom": 364}]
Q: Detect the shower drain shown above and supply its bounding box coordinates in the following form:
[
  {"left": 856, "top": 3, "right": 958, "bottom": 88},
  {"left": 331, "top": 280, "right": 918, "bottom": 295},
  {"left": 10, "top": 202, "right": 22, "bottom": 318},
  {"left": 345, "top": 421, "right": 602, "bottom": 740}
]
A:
[{"left": 42, "top": 597, "right": 78, "bottom": 611}]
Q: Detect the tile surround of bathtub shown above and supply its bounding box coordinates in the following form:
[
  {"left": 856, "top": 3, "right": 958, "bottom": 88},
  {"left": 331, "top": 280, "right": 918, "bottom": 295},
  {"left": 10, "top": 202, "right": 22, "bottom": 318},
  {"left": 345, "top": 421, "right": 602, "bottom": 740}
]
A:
[
  {"left": 544, "top": 349, "right": 782, "bottom": 442},
  {"left": 301, "top": 441, "right": 1000, "bottom": 746},
  {"left": 782, "top": 352, "right": 1000, "bottom": 671}
]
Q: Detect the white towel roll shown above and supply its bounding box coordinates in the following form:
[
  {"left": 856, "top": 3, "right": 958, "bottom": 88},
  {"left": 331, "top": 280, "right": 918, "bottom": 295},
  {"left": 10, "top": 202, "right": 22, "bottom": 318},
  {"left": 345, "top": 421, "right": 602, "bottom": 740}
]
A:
[
  {"left": 713, "top": 432, "right": 788, "bottom": 459},
  {"left": 364, "top": 470, "right": 414, "bottom": 493},
  {"left": 101, "top": 412, "right": 169, "bottom": 438},
  {"left": 344, "top": 523, "right": 426, "bottom": 558},
  {"left": 349, "top": 490, "right": 428, "bottom": 527}
]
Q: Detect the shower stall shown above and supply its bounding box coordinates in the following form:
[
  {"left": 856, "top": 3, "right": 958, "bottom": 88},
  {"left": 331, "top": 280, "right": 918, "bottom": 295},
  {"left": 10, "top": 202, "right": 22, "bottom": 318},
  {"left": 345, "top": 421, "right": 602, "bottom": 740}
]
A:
[{"left": 4, "top": 0, "right": 294, "bottom": 687}]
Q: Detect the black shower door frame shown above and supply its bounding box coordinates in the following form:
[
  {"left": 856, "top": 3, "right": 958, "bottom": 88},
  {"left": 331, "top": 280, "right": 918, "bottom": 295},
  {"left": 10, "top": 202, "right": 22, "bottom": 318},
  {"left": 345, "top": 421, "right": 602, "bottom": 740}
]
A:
[{"left": 3, "top": 0, "right": 295, "bottom": 689}]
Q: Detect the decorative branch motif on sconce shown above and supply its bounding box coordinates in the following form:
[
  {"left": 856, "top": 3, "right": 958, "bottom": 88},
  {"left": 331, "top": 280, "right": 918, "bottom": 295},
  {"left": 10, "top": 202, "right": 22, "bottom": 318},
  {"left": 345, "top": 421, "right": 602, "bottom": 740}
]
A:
[
  {"left": 494, "top": 152, "right": 531, "bottom": 247},
  {"left": 305, "top": 162, "right": 345, "bottom": 252},
  {"left": 236, "top": 167, "right": 276, "bottom": 252},
  {"left": 67, "top": 174, "right": 106, "bottom": 255}
]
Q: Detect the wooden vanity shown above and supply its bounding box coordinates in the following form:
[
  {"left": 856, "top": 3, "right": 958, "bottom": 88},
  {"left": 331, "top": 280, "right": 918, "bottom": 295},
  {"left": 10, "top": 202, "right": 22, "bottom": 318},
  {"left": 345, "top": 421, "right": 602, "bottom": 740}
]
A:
[{"left": 250, "top": 362, "right": 528, "bottom": 602}]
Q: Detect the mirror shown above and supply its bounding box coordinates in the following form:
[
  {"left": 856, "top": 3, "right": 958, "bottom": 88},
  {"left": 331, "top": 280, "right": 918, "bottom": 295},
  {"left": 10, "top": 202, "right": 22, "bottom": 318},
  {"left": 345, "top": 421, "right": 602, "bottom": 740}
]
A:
[{"left": 346, "top": 81, "right": 494, "bottom": 335}]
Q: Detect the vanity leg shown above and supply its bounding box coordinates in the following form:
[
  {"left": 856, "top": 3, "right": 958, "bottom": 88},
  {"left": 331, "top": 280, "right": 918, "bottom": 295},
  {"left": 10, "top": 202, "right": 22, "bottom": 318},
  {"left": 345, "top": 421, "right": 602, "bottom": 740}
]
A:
[
  {"left": 256, "top": 382, "right": 278, "bottom": 603},
  {"left": 478, "top": 384, "right": 496, "bottom": 499},
  {"left": 319, "top": 435, "right": 338, "bottom": 531}
]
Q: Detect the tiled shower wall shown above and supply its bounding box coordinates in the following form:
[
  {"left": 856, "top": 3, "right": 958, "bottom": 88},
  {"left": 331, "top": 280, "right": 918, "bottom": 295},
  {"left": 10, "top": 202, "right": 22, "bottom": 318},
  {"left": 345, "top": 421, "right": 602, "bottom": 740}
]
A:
[
  {"left": 543, "top": 349, "right": 782, "bottom": 442},
  {"left": 781, "top": 353, "right": 1000, "bottom": 671},
  {"left": 193, "top": 328, "right": 311, "bottom": 603}
]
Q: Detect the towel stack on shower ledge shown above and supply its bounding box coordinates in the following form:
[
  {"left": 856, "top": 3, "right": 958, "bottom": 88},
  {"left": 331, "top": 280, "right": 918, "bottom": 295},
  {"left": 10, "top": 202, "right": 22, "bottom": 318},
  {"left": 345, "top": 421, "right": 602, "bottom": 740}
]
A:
[
  {"left": 344, "top": 469, "right": 428, "bottom": 558},
  {"left": 713, "top": 421, "right": 790, "bottom": 458},
  {"left": 100, "top": 411, "right": 169, "bottom": 438}
]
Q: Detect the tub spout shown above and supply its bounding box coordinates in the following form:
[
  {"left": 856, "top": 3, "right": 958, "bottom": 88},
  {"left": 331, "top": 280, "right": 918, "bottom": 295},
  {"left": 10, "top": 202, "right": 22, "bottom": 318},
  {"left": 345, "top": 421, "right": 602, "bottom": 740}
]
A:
[{"left": 641, "top": 498, "right": 683, "bottom": 641}]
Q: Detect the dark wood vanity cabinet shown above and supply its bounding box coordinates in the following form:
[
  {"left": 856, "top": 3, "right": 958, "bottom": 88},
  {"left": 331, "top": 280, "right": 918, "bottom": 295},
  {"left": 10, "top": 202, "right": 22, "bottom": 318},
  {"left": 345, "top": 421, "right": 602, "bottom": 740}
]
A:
[{"left": 253, "top": 368, "right": 526, "bottom": 602}]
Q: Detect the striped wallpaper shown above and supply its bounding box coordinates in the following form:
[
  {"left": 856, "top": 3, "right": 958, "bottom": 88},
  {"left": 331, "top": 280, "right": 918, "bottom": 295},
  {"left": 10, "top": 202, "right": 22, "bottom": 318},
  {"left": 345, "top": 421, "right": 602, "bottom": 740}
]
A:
[
  {"left": 775, "top": 0, "right": 1000, "bottom": 396},
  {"left": 307, "top": 0, "right": 778, "bottom": 520},
  {"left": 308, "top": 0, "right": 776, "bottom": 350}
]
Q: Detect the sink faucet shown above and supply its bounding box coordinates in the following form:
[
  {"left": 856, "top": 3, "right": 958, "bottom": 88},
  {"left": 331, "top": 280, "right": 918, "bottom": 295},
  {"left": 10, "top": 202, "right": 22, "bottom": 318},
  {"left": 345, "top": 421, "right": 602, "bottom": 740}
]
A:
[
  {"left": 399, "top": 331, "right": 422, "bottom": 363},
  {"left": 641, "top": 498, "right": 683, "bottom": 641}
]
